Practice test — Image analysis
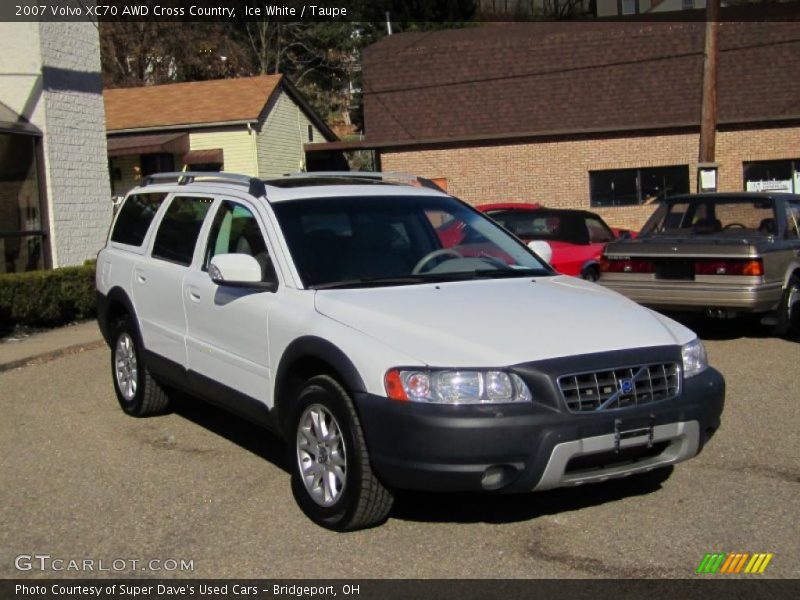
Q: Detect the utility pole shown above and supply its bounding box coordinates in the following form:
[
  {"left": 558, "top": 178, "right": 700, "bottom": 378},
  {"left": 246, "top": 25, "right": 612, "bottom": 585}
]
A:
[{"left": 698, "top": 0, "right": 720, "bottom": 192}]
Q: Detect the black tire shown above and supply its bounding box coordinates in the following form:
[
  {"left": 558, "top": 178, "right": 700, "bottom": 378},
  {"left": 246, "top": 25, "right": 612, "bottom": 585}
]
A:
[
  {"left": 771, "top": 274, "right": 800, "bottom": 339},
  {"left": 288, "top": 375, "right": 393, "bottom": 531},
  {"left": 110, "top": 315, "right": 171, "bottom": 417},
  {"left": 582, "top": 266, "right": 599, "bottom": 282}
]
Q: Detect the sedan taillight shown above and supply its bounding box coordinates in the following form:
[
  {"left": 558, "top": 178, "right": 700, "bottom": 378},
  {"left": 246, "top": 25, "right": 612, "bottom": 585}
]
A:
[
  {"left": 694, "top": 258, "right": 763, "bottom": 276},
  {"left": 600, "top": 258, "right": 655, "bottom": 273}
]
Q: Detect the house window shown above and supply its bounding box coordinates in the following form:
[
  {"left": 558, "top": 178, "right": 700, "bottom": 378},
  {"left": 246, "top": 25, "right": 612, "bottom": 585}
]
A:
[
  {"left": 140, "top": 153, "right": 175, "bottom": 177},
  {"left": 743, "top": 159, "right": 799, "bottom": 194},
  {"left": 590, "top": 166, "right": 690, "bottom": 207},
  {"left": 308, "top": 125, "right": 314, "bottom": 142},
  {"left": 0, "top": 133, "right": 47, "bottom": 273},
  {"left": 620, "top": 0, "right": 637, "bottom": 15},
  {"left": 682, "top": 0, "right": 695, "bottom": 9}
]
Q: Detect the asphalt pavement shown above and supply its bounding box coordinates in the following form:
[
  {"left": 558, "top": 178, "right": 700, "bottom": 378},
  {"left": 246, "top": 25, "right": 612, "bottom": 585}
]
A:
[{"left": 1, "top": 320, "right": 798, "bottom": 579}]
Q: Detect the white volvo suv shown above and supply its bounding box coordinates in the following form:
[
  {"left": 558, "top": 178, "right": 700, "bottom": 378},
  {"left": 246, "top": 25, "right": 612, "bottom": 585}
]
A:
[{"left": 96, "top": 172, "right": 725, "bottom": 531}]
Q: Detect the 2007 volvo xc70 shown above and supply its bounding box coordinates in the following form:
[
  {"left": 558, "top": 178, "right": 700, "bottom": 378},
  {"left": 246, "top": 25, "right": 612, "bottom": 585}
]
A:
[{"left": 97, "top": 171, "right": 725, "bottom": 531}]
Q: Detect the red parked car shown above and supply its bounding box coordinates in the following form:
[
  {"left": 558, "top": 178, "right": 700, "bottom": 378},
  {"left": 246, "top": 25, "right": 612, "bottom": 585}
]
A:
[{"left": 476, "top": 203, "right": 633, "bottom": 281}]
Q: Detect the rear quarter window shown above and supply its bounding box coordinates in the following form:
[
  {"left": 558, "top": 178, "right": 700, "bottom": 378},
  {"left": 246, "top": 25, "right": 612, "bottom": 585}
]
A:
[{"left": 110, "top": 193, "right": 168, "bottom": 246}]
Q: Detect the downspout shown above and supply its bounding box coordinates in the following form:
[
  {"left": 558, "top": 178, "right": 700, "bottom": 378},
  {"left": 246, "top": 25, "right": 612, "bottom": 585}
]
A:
[{"left": 246, "top": 121, "right": 259, "bottom": 177}]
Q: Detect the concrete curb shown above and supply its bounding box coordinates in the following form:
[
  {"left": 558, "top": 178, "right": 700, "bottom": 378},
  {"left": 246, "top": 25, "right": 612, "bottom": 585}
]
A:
[{"left": 0, "top": 339, "right": 106, "bottom": 373}]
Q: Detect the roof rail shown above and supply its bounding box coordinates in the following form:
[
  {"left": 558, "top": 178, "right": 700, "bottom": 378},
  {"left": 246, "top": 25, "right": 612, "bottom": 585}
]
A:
[
  {"left": 141, "top": 171, "right": 266, "bottom": 198},
  {"left": 282, "top": 171, "right": 445, "bottom": 192}
]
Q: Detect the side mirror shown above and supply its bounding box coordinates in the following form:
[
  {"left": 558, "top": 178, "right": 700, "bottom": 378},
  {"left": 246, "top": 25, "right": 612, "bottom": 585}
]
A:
[
  {"left": 617, "top": 230, "right": 632, "bottom": 240},
  {"left": 209, "top": 254, "right": 273, "bottom": 289},
  {"left": 528, "top": 240, "right": 553, "bottom": 264}
]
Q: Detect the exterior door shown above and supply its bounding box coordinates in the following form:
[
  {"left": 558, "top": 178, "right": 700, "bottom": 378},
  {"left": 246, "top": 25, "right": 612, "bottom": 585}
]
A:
[
  {"left": 133, "top": 194, "right": 213, "bottom": 367},
  {"left": 183, "top": 198, "right": 274, "bottom": 404}
]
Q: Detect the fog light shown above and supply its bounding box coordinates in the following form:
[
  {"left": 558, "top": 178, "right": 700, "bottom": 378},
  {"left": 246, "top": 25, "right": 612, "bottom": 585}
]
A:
[{"left": 481, "top": 465, "right": 517, "bottom": 490}]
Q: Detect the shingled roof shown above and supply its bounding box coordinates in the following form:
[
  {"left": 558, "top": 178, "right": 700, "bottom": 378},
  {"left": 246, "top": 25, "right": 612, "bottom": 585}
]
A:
[
  {"left": 362, "top": 22, "right": 800, "bottom": 147},
  {"left": 104, "top": 75, "right": 284, "bottom": 132}
]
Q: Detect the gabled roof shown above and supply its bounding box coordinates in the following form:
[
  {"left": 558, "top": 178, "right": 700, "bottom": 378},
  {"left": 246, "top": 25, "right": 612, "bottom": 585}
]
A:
[
  {"left": 362, "top": 21, "right": 800, "bottom": 147},
  {"left": 104, "top": 75, "right": 282, "bottom": 131},
  {"left": 103, "top": 75, "right": 336, "bottom": 140}
]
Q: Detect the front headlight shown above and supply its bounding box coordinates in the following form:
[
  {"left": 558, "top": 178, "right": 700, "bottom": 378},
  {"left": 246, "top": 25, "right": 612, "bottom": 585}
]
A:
[
  {"left": 681, "top": 338, "right": 708, "bottom": 378},
  {"left": 384, "top": 368, "right": 532, "bottom": 404}
]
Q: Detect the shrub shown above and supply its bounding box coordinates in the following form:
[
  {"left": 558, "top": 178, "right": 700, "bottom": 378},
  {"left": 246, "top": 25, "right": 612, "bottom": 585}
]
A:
[{"left": 0, "top": 263, "right": 96, "bottom": 333}]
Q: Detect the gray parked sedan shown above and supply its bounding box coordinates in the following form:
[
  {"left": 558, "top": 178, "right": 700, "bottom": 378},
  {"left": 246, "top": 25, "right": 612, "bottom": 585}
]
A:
[{"left": 600, "top": 193, "right": 800, "bottom": 337}]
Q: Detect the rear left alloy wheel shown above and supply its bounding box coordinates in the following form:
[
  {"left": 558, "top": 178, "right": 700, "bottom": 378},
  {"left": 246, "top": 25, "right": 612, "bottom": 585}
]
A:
[
  {"left": 289, "top": 375, "right": 393, "bottom": 531},
  {"left": 110, "top": 316, "right": 171, "bottom": 417}
]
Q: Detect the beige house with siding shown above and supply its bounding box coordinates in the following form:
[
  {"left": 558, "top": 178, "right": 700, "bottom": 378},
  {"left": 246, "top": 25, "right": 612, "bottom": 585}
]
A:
[{"left": 104, "top": 75, "right": 336, "bottom": 197}]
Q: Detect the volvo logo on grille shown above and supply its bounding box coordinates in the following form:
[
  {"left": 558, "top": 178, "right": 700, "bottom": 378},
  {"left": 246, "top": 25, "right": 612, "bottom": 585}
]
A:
[{"left": 619, "top": 378, "right": 634, "bottom": 394}]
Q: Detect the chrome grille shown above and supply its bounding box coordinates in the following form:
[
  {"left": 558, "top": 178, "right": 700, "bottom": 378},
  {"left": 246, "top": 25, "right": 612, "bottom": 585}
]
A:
[{"left": 557, "top": 363, "right": 680, "bottom": 412}]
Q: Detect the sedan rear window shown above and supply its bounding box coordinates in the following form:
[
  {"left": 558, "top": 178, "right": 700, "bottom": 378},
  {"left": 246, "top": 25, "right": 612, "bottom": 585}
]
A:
[{"left": 642, "top": 198, "right": 776, "bottom": 236}]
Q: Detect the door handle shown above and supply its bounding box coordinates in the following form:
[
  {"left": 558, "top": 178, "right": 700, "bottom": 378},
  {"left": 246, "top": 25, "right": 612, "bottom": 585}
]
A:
[
  {"left": 135, "top": 270, "right": 147, "bottom": 283},
  {"left": 187, "top": 286, "right": 201, "bottom": 302}
]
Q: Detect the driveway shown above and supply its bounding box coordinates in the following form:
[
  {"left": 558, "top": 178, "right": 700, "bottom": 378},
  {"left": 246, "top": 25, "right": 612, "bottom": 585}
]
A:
[{"left": 1, "top": 324, "right": 798, "bottom": 579}]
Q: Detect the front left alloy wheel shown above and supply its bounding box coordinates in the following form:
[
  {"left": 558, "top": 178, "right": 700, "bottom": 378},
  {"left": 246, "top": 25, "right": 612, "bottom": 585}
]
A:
[{"left": 289, "top": 375, "right": 393, "bottom": 531}]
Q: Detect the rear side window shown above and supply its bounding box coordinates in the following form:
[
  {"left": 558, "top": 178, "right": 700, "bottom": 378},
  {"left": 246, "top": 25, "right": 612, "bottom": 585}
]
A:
[
  {"left": 152, "top": 196, "right": 212, "bottom": 266},
  {"left": 586, "top": 217, "right": 614, "bottom": 243},
  {"left": 110, "top": 193, "right": 167, "bottom": 246}
]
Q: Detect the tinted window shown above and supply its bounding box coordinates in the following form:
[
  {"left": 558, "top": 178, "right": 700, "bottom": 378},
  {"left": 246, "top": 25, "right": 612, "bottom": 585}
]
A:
[
  {"left": 489, "top": 210, "right": 589, "bottom": 245},
  {"left": 642, "top": 198, "right": 776, "bottom": 236},
  {"left": 272, "top": 196, "right": 549, "bottom": 288},
  {"left": 586, "top": 217, "right": 614, "bottom": 243},
  {"left": 785, "top": 202, "right": 800, "bottom": 239},
  {"left": 152, "top": 196, "right": 212, "bottom": 266},
  {"left": 205, "top": 201, "right": 273, "bottom": 280},
  {"left": 111, "top": 193, "right": 167, "bottom": 246}
]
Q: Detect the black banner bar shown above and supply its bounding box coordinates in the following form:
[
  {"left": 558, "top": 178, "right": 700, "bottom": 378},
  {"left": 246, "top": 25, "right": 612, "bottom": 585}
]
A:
[
  {"left": 3, "top": 579, "right": 800, "bottom": 600},
  {"left": 2, "top": 0, "right": 799, "bottom": 23}
]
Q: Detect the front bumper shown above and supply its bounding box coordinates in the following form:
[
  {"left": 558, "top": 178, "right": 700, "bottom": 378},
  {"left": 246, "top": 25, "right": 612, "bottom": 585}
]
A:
[
  {"left": 599, "top": 278, "right": 782, "bottom": 312},
  {"left": 354, "top": 365, "right": 724, "bottom": 494}
]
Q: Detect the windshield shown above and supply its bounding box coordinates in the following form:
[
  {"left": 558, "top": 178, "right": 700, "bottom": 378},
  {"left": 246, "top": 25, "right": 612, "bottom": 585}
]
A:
[
  {"left": 271, "top": 195, "right": 552, "bottom": 288},
  {"left": 641, "top": 197, "right": 777, "bottom": 237}
]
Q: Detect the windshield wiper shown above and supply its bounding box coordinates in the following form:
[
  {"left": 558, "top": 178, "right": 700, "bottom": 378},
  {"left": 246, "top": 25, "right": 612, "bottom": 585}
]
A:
[
  {"left": 310, "top": 268, "right": 549, "bottom": 290},
  {"left": 470, "top": 267, "right": 549, "bottom": 279},
  {"left": 310, "top": 276, "right": 433, "bottom": 290}
]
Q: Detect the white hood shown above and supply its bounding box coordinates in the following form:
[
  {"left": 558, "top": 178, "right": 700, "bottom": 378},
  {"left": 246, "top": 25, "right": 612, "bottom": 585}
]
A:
[{"left": 314, "top": 276, "right": 692, "bottom": 366}]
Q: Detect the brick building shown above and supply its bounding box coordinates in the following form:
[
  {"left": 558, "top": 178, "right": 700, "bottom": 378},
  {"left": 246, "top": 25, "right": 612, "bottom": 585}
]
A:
[
  {"left": 0, "top": 22, "right": 112, "bottom": 273},
  {"left": 316, "top": 22, "right": 800, "bottom": 230}
]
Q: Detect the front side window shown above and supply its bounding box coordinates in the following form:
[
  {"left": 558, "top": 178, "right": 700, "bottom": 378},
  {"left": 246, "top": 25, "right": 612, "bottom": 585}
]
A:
[
  {"left": 272, "top": 195, "right": 550, "bottom": 289},
  {"left": 111, "top": 193, "right": 167, "bottom": 247},
  {"left": 785, "top": 202, "right": 800, "bottom": 239},
  {"left": 152, "top": 196, "right": 212, "bottom": 266},
  {"left": 204, "top": 200, "right": 273, "bottom": 280}
]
